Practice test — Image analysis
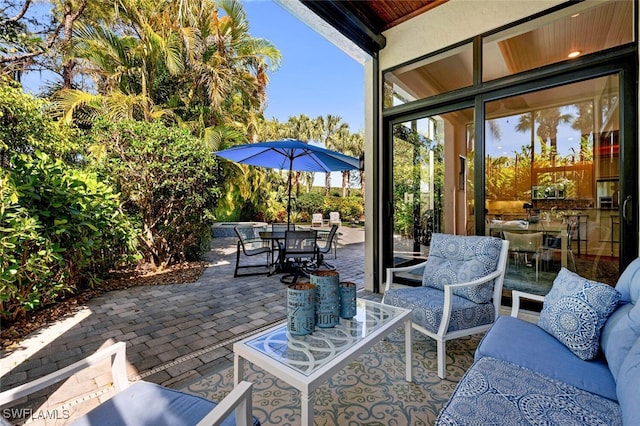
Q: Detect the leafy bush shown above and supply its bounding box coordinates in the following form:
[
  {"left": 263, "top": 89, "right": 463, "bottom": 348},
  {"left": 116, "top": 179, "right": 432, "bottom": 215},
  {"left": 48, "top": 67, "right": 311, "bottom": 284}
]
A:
[
  {"left": 0, "top": 77, "right": 80, "bottom": 166},
  {"left": 91, "top": 120, "right": 221, "bottom": 268},
  {"left": 297, "top": 192, "right": 324, "bottom": 216},
  {"left": 1, "top": 152, "right": 136, "bottom": 320},
  {"left": 324, "top": 196, "right": 364, "bottom": 221}
]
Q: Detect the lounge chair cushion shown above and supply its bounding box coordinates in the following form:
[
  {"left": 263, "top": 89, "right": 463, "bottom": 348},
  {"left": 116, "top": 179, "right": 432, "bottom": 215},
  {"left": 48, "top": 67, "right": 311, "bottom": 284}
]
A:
[
  {"left": 436, "top": 357, "right": 622, "bottom": 425},
  {"left": 422, "top": 234, "right": 502, "bottom": 304},
  {"left": 71, "top": 381, "right": 260, "bottom": 426},
  {"left": 476, "top": 316, "right": 617, "bottom": 401},
  {"left": 383, "top": 286, "right": 494, "bottom": 334},
  {"left": 537, "top": 268, "right": 620, "bottom": 360}
]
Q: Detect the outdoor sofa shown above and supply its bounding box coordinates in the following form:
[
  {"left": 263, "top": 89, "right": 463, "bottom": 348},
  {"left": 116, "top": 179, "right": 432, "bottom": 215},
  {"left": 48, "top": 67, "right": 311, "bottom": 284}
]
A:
[{"left": 437, "top": 258, "right": 640, "bottom": 425}]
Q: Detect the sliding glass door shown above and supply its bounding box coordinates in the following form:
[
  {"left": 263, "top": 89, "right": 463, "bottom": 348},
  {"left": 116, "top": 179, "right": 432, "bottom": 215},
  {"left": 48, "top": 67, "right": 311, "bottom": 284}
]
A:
[
  {"left": 484, "top": 74, "right": 625, "bottom": 294},
  {"left": 390, "top": 108, "right": 474, "bottom": 272},
  {"left": 380, "top": 0, "right": 636, "bottom": 294}
]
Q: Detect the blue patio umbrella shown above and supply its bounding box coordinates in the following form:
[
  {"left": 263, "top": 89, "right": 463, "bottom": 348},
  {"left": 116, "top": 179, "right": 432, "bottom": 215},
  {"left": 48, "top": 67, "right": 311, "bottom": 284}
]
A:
[{"left": 215, "top": 139, "right": 360, "bottom": 225}]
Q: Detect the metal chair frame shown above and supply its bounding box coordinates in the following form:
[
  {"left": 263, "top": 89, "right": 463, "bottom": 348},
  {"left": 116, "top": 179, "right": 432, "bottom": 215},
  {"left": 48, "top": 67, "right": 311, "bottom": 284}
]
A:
[
  {"left": 234, "top": 226, "right": 273, "bottom": 277},
  {"left": 315, "top": 224, "right": 339, "bottom": 270},
  {"left": 280, "top": 230, "right": 318, "bottom": 284}
]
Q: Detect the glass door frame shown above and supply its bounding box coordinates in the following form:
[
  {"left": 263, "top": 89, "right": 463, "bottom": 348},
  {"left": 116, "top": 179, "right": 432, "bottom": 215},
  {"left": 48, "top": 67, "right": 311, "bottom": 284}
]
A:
[{"left": 381, "top": 57, "right": 638, "bottom": 281}]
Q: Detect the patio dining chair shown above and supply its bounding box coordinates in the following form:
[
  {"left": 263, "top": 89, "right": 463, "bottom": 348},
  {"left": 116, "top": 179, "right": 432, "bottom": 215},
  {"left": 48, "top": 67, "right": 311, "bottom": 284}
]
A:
[
  {"left": 280, "top": 230, "right": 318, "bottom": 284},
  {"left": 315, "top": 224, "right": 339, "bottom": 270},
  {"left": 502, "top": 231, "right": 544, "bottom": 281},
  {"left": 234, "top": 226, "right": 273, "bottom": 277},
  {"left": 329, "top": 211, "right": 341, "bottom": 226},
  {"left": 383, "top": 233, "right": 509, "bottom": 379},
  {"left": 540, "top": 220, "right": 578, "bottom": 272}
]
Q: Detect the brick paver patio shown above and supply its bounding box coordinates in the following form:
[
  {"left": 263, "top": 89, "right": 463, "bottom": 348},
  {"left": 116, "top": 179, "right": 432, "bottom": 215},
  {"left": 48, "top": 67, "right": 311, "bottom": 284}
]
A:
[{"left": 0, "top": 226, "right": 375, "bottom": 424}]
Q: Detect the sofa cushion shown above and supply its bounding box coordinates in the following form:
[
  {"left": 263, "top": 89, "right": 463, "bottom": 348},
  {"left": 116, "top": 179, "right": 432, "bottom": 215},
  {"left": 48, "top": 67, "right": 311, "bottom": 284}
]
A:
[
  {"left": 476, "top": 315, "right": 617, "bottom": 401},
  {"left": 538, "top": 268, "right": 620, "bottom": 360},
  {"left": 384, "top": 286, "right": 495, "bottom": 334},
  {"left": 614, "top": 257, "right": 640, "bottom": 304},
  {"left": 435, "top": 357, "right": 622, "bottom": 426},
  {"left": 71, "top": 381, "right": 260, "bottom": 426},
  {"left": 617, "top": 337, "right": 640, "bottom": 426},
  {"left": 422, "top": 233, "right": 503, "bottom": 304},
  {"left": 600, "top": 303, "right": 640, "bottom": 381}
]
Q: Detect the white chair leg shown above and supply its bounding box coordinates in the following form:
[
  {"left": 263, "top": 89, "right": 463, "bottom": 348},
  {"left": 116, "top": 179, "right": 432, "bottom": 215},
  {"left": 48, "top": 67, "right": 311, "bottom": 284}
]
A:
[{"left": 437, "top": 340, "right": 446, "bottom": 379}]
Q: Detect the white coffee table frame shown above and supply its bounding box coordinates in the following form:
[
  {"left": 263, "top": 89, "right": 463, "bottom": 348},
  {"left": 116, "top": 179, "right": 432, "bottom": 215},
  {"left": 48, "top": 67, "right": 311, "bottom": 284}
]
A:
[{"left": 233, "top": 299, "right": 413, "bottom": 426}]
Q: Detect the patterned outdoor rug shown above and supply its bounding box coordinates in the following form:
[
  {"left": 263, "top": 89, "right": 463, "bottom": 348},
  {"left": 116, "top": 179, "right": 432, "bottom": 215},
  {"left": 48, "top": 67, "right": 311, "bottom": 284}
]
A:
[{"left": 182, "top": 331, "right": 481, "bottom": 425}]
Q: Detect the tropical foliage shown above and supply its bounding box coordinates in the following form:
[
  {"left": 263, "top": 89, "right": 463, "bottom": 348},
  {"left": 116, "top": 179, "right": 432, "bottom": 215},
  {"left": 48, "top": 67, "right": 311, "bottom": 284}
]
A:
[
  {"left": 0, "top": 0, "right": 364, "bottom": 321},
  {"left": 1, "top": 151, "right": 136, "bottom": 320},
  {"left": 0, "top": 76, "right": 79, "bottom": 165},
  {"left": 89, "top": 120, "right": 221, "bottom": 268}
]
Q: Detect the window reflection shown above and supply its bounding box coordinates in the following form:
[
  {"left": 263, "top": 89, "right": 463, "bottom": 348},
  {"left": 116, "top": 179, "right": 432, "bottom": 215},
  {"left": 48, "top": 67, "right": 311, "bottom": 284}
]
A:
[{"left": 484, "top": 75, "right": 620, "bottom": 291}]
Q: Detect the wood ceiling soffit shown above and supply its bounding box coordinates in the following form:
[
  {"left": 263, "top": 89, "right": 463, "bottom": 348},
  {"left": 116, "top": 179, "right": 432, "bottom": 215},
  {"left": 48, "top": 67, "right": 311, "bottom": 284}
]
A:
[
  {"left": 381, "top": 0, "right": 449, "bottom": 30},
  {"left": 342, "top": 0, "right": 448, "bottom": 33}
]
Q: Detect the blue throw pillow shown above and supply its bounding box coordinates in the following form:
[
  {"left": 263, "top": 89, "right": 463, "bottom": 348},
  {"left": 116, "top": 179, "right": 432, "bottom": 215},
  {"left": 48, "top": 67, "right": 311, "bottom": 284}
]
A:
[{"left": 538, "top": 268, "right": 620, "bottom": 360}]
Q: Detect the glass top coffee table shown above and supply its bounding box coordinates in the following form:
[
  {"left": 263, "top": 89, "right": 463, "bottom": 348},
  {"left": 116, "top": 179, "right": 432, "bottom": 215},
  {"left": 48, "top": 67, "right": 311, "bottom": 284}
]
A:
[{"left": 233, "top": 299, "right": 413, "bottom": 426}]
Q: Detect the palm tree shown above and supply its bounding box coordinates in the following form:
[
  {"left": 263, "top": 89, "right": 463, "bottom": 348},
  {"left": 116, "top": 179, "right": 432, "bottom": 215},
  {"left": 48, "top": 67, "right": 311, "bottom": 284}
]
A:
[
  {"left": 570, "top": 101, "right": 594, "bottom": 162},
  {"left": 314, "top": 115, "right": 347, "bottom": 195},
  {"left": 516, "top": 107, "right": 573, "bottom": 162},
  {"left": 348, "top": 131, "right": 364, "bottom": 200},
  {"left": 176, "top": 0, "right": 281, "bottom": 140},
  {"left": 333, "top": 126, "right": 363, "bottom": 197},
  {"left": 284, "top": 114, "right": 313, "bottom": 197},
  {"left": 55, "top": 2, "right": 185, "bottom": 123},
  {"left": 54, "top": 0, "right": 281, "bottom": 145}
]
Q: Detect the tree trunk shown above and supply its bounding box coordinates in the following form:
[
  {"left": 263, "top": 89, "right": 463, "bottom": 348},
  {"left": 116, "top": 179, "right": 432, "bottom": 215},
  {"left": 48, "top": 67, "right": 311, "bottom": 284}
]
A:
[
  {"left": 61, "top": 0, "right": 88, "bottom": 89},
  {"left": 325, "top": 173, "right": 331, "bottom": 195},
  {"left": 342, "top": 171, "right": 349, "bottom": 197}
]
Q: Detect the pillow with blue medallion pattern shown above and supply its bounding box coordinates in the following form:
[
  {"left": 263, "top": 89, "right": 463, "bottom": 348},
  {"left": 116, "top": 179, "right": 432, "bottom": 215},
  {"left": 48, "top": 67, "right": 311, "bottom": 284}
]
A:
[{"left": 538, "top": 268, "right": 620, "bottom": 360}]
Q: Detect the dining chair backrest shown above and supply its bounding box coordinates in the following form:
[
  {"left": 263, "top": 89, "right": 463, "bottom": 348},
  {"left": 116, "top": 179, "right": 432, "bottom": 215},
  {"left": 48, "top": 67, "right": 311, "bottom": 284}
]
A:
[
  {"left": 317, "top": 225, "right": 339, "bottom": 253},
  {"left": 272, "top": 223, "right": 294, "bottom": 232},
  {"left": 235, "top": 226, "right": 259, "bottom": 246},
  {"left": 233, "top": 226, "right": 272, "bottom": 277},
  {"left": 502, "top": 231, "right": 543, "bottom": 254},
  {"left": 283, "top": 230, "right": 317, "bottom": 260}
]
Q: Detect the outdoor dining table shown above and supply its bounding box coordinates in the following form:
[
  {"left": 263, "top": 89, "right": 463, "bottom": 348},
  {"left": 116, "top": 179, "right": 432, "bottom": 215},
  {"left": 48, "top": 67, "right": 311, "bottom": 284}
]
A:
[{"left": 259, "top": 231, "right": 286, "bottom": 271}]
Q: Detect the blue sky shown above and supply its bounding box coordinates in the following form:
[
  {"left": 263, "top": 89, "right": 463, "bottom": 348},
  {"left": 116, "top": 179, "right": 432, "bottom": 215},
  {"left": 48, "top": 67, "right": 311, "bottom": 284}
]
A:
[{"left": 243, "top": 1, "right": 365, "bottom": 133}]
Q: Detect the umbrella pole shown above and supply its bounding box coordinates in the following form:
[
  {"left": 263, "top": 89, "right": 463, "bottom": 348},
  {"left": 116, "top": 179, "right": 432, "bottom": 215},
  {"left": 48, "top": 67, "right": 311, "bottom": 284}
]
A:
[{"left": 287, "top": 160, "right": 293, "bottom": 229}]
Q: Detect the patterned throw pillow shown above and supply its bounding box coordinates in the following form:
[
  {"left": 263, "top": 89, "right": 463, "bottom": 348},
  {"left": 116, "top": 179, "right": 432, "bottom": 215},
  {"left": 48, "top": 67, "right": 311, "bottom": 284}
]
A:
[{"left": 538, "top": 268, "right": 620, "bottom": 360}]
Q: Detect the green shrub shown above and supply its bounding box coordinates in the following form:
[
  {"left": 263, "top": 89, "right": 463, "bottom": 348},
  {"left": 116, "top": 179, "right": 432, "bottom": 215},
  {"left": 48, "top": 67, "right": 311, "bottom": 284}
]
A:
[
  {"left": 0, "top": 77, "right": 80, "bottom": 166},
  {"left": 91, "top": 120, "right": 221, "bottom": 268},
  {"left": 297, "top": 192, "right": 324, "bottom": 216},
  {"left": 323, "top": 196, "right": 364, "bottom": 221},
  {"left": 1, "top": 152, "right": 136, "bottom": 320}
]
